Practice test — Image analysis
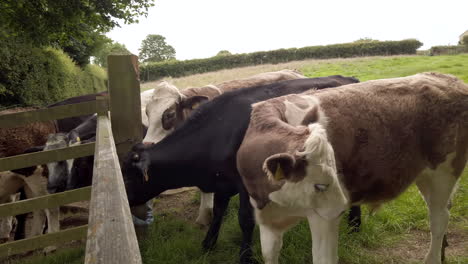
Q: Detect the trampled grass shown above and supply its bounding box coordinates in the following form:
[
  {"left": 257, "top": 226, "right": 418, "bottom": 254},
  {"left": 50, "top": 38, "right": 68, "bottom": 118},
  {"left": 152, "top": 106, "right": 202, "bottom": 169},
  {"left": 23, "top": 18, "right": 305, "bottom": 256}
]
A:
[{"left": 8, "top": 53, "right": 468, "bottom": 264}]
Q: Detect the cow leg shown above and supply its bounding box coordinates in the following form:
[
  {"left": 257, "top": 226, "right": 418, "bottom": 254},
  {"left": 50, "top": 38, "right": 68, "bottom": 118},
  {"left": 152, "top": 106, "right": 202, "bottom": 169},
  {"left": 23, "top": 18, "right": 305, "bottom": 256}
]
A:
[
  {"left": 195, "top": 190, "right": 213, "bottom": 227},
  {"left": 43, "top": 207, "right": 60, "bottom": 254},
  {"left": 238, "top": 188, "right": 255, "bottom": 264},
  {"left": 30, "top": 210, "right": 46, "bottom": 237},
  {"left": 256, "top": 209, "right": 302, "bottom": 264},
  {"left": 202, "top": 191, "right": 232, "bottom": 250},
  {"left": 347, "top": 206, "right": 361, "bottom": 233},
  {"left": 307, "top": 213, "right": 341, "bottom": 264},
  {"left": 416, "top": 170, "right": 458, "bottom": 264}
]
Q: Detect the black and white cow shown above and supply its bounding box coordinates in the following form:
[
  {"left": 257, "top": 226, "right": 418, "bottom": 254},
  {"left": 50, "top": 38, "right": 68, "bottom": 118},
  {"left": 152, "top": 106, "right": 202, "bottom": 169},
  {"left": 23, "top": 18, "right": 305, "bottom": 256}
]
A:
[{"left": 121, "top": 76, "right": 360, "bottom": 264}]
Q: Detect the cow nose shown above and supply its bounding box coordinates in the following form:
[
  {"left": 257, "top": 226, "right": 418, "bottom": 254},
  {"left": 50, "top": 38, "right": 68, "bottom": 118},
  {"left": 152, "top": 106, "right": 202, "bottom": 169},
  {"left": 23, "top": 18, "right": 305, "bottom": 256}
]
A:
[{"left": 143, "top": 142, "right": 154, "bottom": 145}]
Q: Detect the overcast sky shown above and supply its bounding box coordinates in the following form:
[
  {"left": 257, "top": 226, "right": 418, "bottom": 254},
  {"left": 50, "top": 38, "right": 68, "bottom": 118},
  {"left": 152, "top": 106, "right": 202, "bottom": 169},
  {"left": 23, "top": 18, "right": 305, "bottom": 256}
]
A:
[{"left": 107, "top": 0, "right": 468, "bottom": 61}]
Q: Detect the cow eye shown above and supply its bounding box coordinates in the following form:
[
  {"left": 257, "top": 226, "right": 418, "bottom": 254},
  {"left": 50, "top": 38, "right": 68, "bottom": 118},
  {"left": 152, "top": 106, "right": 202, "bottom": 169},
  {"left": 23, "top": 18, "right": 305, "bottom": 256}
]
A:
[
  {"left": 164, "top": 110, "right": 175, "bottom": 119},
  {"left": 314, "top": 184, "right": 329, "bottom": 192}
]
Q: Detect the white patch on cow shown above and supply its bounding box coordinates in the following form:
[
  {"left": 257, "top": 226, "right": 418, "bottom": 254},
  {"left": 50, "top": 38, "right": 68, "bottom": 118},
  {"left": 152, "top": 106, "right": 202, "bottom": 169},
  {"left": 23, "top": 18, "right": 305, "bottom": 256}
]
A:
[
  {"left": 195, "top": 192, "right": 214, "bottom": 226},
  {"left": 283, "top": 95, "right": 319, "bottom": 126},
  {"left": 0, "top": 193, "right": 19, "bottom": 242},
  {"left": 266, "top": 123, "right": 348, "bottom": 220},
  {"left": 253, "top": 199, "right": 341, "bottom": 264},
  {"left": 140, "top": 88, "right": 155, "bottom": 127},
  {"left": 307, "top": 211, "right": 341, "bottom": 264},
  {"left": 203, "top": 84, "right": 222, "bottom": 95},
  {"left": 416, "top": 152, "right": 461, "bottom": 264},
  {"left": 143, "top": 81, "right": 185, "bottom": 143}
]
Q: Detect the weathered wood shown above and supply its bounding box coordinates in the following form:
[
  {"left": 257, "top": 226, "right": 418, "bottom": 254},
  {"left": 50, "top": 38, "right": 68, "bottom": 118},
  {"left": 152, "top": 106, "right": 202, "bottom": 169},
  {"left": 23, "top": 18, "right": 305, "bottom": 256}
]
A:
[
  {"left": 0, "top": 142, "right": 95, "bottom": 172},
  {"left": 0, "top": 99, "right": 108, "bottom": 129},
  {"left": 0, "top": 225, "right": 88, "bottom": 258},
  {"left": 85, "top": 115, "right": 141, "bottom": 264},
  {"left": 107, "top": 55, "right": 143, "bottom": 155},
  {"left": 0, "top": 187, "right": 91, "bottom": 217}
]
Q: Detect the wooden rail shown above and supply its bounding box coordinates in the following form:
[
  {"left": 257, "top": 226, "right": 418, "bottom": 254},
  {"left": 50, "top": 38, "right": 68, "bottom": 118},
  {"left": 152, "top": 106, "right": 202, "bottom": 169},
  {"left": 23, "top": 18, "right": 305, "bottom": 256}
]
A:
[
  {"left": 0, "top": 99, "right": 108, "bottom": 129},
  {"left": 0, "top": 55, "right": 143, "bottom": 263},
  {"left": 0, "top": 143, "right": 95, "bottom": 172},
  {"left": 0, "top": 225, "right": 88, "bottom": 258},
  {"left": 0, "top": 187, "right": 91, "bottom": 218},
  {"left": 84, "top": 115, "right": 141, "bottom": 264}
]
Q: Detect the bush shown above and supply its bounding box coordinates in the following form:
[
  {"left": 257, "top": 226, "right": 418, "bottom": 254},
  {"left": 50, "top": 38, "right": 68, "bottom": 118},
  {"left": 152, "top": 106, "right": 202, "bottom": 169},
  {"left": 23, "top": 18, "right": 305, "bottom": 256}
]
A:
[
  {"left": 140, "top": 39, "right": 423, "bottom": 81},
  {"left": 0, "top": 38, "right": 107, "bottom": 107},
  {"left": 429, "top": 45, "right": 468, "bottom": 56}
]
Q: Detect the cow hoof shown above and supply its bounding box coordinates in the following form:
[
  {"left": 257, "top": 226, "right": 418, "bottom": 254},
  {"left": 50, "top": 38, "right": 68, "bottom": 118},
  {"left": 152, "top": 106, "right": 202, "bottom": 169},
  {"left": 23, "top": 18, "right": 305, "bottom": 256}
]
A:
[
  {"left": 240, "top": 252, "right": 257, "bottom": 264},
  {"left": 43, "top": 246, "right": 57, "bottom": 255},
  {"left": 202, "top": 238, "right": 216, "bottom": 251},
  {"left": 441, "top": 234, "right": 449, "bottom": 262},
  {"left": 195, "top": 210, "right": 213, "bottom": 227}
]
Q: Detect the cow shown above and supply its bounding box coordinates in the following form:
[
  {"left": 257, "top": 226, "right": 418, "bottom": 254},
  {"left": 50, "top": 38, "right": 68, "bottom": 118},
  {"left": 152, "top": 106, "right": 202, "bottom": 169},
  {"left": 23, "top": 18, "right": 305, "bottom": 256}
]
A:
[
  {"left": 143, "top": 69, "right": 306, "bottom": 143},
  {"left": 143, "top": 69, "right": 306, "bottom": 226},
  {"left": 122, "top": 76, "right": 360, "bottom": 264},
  {"left": 236, "top": 72, "right": 468, "bottom": 264}
]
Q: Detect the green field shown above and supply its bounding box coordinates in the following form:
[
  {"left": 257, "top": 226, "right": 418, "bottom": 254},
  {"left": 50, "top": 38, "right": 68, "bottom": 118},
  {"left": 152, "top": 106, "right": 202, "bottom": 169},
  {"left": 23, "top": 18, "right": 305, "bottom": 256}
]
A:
[{"left": 11, "top": 53, "right": 468, "bottom": 264}]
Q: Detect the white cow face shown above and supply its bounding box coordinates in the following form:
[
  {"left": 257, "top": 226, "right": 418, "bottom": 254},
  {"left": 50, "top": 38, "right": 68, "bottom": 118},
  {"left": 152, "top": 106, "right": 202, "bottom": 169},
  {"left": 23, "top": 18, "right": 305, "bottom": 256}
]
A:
[
  {"left": 45, "top": 132, "right": 80, "bottom": 193},
  {"left": 140, "top": 89, "right": 155, "bottom": 127},
  {"left": 263, "top": 123, "right": 348, "bottom": 220},
  {"left": 143, "top": 82, "right": 185, "bottom": 144}
]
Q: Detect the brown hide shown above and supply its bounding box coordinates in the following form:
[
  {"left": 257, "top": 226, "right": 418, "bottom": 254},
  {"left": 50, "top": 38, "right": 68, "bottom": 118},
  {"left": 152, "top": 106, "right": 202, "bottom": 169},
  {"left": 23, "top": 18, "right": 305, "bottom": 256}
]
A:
[
  {"left": 0, "top": 107, "right": 57, "bottom": 158},
  {"left": 168, "top": 69, "right": 307, "bottom": 130},
  {"left": 215, "top": 69, "right": 306, "bottom": 91},
  {"left": 237, "top": 95, "right": 313, "bottom": 208},
  {"left": 238, "top": 72, "right": 468, "bottom": 208}
]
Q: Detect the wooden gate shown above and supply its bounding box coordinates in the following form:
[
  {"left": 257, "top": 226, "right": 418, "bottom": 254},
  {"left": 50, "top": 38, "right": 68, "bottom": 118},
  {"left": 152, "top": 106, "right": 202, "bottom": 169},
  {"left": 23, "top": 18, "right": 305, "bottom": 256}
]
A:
[{"left": 0, "top": 55, "right": 143, "bottom": 264}]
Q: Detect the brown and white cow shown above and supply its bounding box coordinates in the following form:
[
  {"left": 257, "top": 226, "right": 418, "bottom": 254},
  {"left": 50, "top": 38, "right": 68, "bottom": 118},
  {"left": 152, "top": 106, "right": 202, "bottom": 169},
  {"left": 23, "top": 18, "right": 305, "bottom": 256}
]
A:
[
  {"left": 143, "top": 69, "right": 306, "bottom": 226},
  {"left": 237, "top": 72, "right": 468, "bottom": 264}
]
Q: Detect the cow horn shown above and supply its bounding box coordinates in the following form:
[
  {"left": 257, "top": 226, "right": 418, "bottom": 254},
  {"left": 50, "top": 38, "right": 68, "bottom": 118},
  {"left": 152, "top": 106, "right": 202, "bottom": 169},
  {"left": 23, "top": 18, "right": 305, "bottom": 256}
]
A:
[{"left": 143, "top": 168, "right": 149, "bottom": 182}]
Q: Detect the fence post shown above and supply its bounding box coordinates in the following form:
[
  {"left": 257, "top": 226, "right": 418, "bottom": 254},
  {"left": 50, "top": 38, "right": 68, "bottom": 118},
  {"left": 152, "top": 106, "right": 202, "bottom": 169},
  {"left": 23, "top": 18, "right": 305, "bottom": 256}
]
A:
[{"left": 107, "top": 55, "right": 142, "bottom": 155}]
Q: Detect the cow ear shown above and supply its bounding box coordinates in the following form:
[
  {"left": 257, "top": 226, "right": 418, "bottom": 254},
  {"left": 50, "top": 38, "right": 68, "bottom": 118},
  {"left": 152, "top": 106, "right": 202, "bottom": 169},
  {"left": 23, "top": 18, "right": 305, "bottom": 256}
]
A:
[
  {"left": 67, "top": 130, "right": 81, "bottom": 145},
  {"left": 11, "top": 146, "right": 44, "bottom": 176},
  {"left": 180, "top": 96, "right": 209, "bottom": 110},
  {"left": 263, "top": 153, "right": 296, "bottom": 182},
  {"left": 301, "top": 105, "right": 320, "bottom": 126},
  {"left": 129, "top": 147, "right": 151, "bottom": 182}
]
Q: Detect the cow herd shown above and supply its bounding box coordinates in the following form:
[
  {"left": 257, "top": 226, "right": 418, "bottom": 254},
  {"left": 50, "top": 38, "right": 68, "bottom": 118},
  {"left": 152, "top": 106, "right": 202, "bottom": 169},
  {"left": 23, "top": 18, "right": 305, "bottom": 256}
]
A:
[{"left": 0, "top": 70, "right": 467, "bottom": 264}]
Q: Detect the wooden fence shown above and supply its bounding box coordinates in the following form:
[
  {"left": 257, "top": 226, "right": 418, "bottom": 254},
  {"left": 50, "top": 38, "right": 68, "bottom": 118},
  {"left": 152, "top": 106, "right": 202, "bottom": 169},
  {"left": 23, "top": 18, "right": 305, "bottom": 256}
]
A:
[{"left": 0, "top": 55, "right": 143, "bottom": 263}]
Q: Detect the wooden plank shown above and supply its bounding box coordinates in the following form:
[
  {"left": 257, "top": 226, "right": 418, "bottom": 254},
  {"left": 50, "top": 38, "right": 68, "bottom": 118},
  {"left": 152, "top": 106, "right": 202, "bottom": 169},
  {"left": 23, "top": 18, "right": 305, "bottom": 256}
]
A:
[
  {"left": 85, "top": 116, "right": 141, "bottom": 264},
  {"left": 0, "top": 98, "right": 108, "bottom": 129},
  {"left": 107, "top": 55, "right": 143, "bottom": 155},
  {"left": 85, "top": 115, "right": 142, "bottom": 264},
  {"left": 0, "top": 225, "right": 88, "bottom": 258},
  {"left": 0, "top": 142, "right": 95, "bottom": 172},
  {"left": 0, "top": 187, "right": 91, "bottom": 217}
]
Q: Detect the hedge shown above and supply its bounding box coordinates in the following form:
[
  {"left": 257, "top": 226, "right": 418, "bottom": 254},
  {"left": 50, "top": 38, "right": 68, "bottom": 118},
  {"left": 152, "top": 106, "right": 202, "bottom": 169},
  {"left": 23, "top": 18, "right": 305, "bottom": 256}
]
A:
[
  {"left": 429, "top": 45, "right": 468, "bottom": 56},
  {"left": 0, "top": 38, "right": 107, "bottom": 108},
  {"left": 140, "top": 39, "right": 423, "bottom": 82}
]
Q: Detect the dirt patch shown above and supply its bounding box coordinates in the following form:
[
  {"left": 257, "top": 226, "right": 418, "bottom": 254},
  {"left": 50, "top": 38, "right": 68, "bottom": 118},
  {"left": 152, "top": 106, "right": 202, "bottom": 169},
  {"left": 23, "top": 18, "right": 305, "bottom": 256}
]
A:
[
  {"left": 367, "top": 228, "right": 468, "bottom": 263},
  {"left": 152, "top": 188, "right": 200, "bottom": 224}
]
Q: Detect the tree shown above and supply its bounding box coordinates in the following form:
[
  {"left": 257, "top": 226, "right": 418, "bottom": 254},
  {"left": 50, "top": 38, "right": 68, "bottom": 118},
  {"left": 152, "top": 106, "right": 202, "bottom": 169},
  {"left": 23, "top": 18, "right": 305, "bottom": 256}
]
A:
[
  {"left": 353, "top": 38, "right": 379, "bottom": 43},
  {"left": 0, "top": 0, "right": 155, "bottom": 65},
  {"left": 216, "top": 50, "right": 232, "bottom": 56},
  {"left": 93, "top": 40, "right": 132, "bottom": 67},
  {"left": 459, "top": 35, "right": 468, "bottom": 46},
  {"left": 139, "top": 34, "right": 176, "bottom": 63}
]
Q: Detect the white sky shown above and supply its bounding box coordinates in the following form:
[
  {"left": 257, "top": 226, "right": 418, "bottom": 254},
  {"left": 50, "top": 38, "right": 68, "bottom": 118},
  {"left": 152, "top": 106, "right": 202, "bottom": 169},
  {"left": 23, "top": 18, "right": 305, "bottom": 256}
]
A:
[{"left": 107, "top": 0, "right": 468, "bottom": 61}]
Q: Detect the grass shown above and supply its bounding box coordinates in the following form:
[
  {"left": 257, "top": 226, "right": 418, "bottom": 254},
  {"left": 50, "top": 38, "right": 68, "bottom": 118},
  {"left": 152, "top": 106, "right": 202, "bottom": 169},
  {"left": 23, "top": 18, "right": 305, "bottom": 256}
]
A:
[
  {"left": 140, "top": 54, "right": 468, "bottom": 91},
  {"left": 7, "top": 53, "right": 468, "bottom": 264}
]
